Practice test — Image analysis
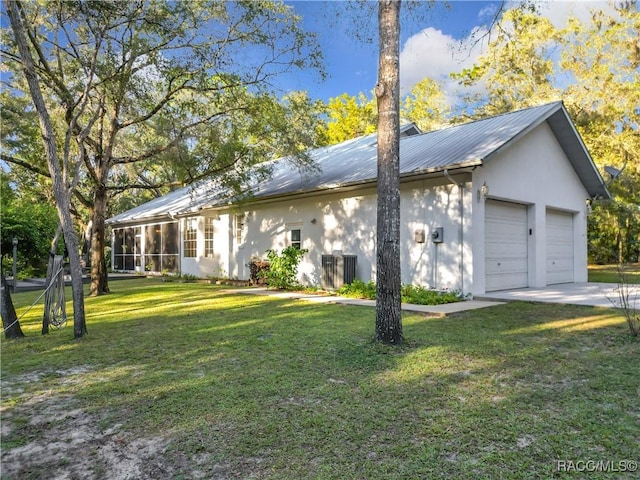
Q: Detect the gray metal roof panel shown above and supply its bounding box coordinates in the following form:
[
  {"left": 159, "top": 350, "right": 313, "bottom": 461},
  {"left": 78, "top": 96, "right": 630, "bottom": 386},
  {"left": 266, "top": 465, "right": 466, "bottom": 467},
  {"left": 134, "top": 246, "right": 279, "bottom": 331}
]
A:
[{"left": 107, "top": 101, "right": 609, "bottom": 225}]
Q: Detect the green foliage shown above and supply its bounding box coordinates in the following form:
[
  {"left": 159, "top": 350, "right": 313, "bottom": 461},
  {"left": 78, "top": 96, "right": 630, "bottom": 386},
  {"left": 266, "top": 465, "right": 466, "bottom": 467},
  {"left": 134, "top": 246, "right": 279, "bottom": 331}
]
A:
[
  {"left": 337, "top": 279, "right": 377, "bottom": 300},
  {"left": 320, "top": 92, "right": 377, "bottom": 144},
  {"left": 401, "top": 284, "right": 462, "bottom": 305},
  {"left": 338, "top": 280, "right": 462, "bottom": 305},
  {"left": 180, "top": 273, "right": 198, "bottom": 283},
  {"left": 401, "top": 78, "right": 451, "bottom": 132},
  {"left": 1, "top": 174, "right": 59, "bottom": 277},
  {"left": 2, "top": 0, "right": 325, "bottom": 291},
  {"left": 263, "top": 246, "right": 308, "bottom": 290}
]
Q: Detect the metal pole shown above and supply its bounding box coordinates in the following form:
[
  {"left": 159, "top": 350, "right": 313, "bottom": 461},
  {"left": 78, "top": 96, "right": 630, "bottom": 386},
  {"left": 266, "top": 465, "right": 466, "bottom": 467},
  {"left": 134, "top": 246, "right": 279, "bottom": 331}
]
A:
[{"left": 12, "top": 238, "right": 18, "bottom": 292}]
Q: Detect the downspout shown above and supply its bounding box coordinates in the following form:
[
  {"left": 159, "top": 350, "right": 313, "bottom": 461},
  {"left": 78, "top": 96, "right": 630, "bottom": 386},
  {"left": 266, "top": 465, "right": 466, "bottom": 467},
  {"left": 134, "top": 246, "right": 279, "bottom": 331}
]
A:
[{"left": 444, "top": 169, "right": 464, "bottom": 292}]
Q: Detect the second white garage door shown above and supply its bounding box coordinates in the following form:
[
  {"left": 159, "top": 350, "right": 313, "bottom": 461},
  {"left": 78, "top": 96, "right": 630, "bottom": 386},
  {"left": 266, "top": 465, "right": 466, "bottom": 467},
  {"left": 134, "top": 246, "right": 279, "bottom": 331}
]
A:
[
  {"left": 546, "top": 209, "right": 574, "bottom": 284},
  {"left": 485, "top": 200, "right": 529, "bottom": 292}
]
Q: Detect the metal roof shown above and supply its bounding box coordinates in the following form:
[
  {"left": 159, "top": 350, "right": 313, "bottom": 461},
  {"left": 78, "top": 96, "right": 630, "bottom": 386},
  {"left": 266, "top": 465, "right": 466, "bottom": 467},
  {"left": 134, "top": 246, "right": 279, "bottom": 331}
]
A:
[{"left": 107, "top": 101, "right": 609, "bottom": 225}]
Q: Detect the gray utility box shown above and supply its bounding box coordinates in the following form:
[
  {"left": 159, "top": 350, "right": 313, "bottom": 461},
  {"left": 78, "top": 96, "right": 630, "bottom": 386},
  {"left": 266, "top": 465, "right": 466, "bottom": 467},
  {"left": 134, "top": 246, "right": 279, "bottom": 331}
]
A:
[{"left": 321, "top": 254, "right": 357, "bottom": 289}]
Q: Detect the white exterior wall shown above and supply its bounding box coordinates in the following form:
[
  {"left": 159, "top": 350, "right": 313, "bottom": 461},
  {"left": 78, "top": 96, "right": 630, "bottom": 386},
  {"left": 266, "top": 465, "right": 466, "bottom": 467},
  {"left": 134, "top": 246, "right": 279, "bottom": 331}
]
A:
[
  {"left": 471, "top": 122, "right": 590, "bottom": 295},
  {"left": 400, "top": 177, "right": 473, "bottom": 292},
  {"left": 179, "top": 178, "right": 473, "bottom": 292},
  {"left": 132, "top": 122, "right": 591, "bottom": 296}
]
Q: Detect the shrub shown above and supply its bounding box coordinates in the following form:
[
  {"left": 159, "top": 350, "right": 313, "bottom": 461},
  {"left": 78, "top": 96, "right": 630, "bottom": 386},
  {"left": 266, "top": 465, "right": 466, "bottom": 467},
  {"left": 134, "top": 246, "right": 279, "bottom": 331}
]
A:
[
  {"left": 337, "top": 279, "right": 377, "bottom": 300},
  {"left": 248, "top": 259, "right": 270, "bottom": 285},
  {"left": 263, "top": 247, "right": 308, "bottom": 290},
  {"left": 337, "top": 281, "right": 462, "bottom": 305},
  {"left": 401, "top": 284, "right": 461, "bottom": 305}
]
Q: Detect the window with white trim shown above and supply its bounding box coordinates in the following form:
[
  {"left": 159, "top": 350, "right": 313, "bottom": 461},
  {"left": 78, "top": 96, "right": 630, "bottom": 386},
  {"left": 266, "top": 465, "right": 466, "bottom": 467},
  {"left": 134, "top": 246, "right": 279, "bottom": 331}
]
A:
[
  {"left": 290, "top": 228, "right": 302, "bottom": 249},
  {"left": 204, "top": 217, "right": 215, "bottom": 258},
  {"left": 183, "top": 217, "right": 197, "bottom": 258},
  {"left": 235, "top": 214, "right": 245, "bottom": 245}
]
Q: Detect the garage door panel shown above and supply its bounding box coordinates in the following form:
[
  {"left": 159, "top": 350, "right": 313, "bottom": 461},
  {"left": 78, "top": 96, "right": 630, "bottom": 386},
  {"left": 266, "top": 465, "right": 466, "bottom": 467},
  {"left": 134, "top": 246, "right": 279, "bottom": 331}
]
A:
[
  {"left": 485, "top": 200, "right": 528, "bottom": 292},
  {"left": 546, "top": 210, "right": 574, "bottom": 284}
]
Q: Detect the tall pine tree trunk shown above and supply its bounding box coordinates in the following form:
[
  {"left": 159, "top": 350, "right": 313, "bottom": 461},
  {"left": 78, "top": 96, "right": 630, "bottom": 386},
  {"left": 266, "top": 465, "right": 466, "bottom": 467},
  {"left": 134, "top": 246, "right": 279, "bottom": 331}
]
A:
[
  {"left": 6, "top": 0, "right": 87, "bottom": 338},
  {"left": 375, "top": 0, "right": 402, "bottom": 344},
  {"left": 90, "top": 185, "right": 110, "bottom": 296}
]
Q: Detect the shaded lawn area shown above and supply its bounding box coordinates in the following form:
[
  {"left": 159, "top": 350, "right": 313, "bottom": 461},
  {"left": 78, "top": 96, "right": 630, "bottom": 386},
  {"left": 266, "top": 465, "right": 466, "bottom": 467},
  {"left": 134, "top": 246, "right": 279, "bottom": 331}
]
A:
[
  {"left": 1, "top": 279, "right": 639, "bottom": 479},
  {"left": 588, "top": 263, "right": 640, "bottom": 284}
]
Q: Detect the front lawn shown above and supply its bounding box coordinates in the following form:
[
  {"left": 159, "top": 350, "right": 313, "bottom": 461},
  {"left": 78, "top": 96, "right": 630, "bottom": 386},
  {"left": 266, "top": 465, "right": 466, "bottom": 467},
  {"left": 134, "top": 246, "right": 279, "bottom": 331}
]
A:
[
  {"left": 1, "top": 279, "right": 638, "bottom": 479},
  {"left": 588, "top": 263, "right": 640, "bottom": 284}
]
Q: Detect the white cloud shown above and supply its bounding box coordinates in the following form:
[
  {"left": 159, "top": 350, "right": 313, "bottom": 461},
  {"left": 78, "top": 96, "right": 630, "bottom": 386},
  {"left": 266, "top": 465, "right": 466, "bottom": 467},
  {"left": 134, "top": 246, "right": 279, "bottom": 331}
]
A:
[
  {"left": 399, "top": 26, "right": 488, "bottom": 104},
  {"left": 398, "top": 1, "right": 616, "bottom": 107}
]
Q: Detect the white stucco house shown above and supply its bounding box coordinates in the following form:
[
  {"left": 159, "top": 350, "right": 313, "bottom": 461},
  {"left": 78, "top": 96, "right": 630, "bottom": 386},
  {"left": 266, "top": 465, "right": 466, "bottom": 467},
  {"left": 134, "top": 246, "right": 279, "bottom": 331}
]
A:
[{"left": 106, "top": 101, "right": 609, "bottom": 296}]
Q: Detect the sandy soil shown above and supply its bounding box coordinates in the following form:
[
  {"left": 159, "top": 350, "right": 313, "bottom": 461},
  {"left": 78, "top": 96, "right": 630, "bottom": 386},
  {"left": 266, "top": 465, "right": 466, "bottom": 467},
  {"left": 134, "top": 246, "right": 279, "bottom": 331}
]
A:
[{"left": 1, "top": 366, "right": 179, "bottom": 480}]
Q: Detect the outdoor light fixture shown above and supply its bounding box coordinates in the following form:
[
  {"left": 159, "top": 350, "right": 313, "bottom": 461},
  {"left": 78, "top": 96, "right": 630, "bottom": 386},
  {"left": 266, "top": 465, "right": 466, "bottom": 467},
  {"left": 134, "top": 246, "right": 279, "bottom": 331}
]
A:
[{"left": 477, "top": 182, "right": 489, "bottom": 202}]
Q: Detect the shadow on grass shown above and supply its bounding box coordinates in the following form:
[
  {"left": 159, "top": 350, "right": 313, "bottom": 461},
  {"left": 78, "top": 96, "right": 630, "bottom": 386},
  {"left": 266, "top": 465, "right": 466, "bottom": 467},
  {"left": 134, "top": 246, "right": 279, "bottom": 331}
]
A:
[{"left": 2, "top": 279, "right": 639, "bottom": 479}]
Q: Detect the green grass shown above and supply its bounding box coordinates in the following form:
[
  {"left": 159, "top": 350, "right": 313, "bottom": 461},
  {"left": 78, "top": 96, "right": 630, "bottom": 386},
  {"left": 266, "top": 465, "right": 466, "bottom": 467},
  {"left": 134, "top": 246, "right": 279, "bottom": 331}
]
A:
[
  {"left": 588, "top": 263, "right": 640, "bottom": 284},
  {"left": 2, "top": 279, "right": 639, "bottom": 479}
]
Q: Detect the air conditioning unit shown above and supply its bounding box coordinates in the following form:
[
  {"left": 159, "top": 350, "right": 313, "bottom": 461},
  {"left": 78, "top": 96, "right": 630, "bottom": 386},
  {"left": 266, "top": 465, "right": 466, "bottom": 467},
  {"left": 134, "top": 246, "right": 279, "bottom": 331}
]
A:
[{"left": 321, "top": 254, "right": 357, "bottom": 289}]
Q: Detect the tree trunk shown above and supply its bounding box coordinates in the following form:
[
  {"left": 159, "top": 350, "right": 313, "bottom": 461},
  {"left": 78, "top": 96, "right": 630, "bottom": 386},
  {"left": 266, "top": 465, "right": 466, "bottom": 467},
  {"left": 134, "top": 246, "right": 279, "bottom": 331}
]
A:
[
  {"left": 375, "top": 0, "right": 402, "bottom": 345},
  {"left": 89, "top": 185, "right": 110, "bottom": 296},
  {"left": 42, "top": 225, "right": 62, "bottom": 335},
  {"left": 6, "top": 0, "right": 87, "bottom": 338},
  {"left": 1, "top": 271, "right": 25, "bottom": 339}
]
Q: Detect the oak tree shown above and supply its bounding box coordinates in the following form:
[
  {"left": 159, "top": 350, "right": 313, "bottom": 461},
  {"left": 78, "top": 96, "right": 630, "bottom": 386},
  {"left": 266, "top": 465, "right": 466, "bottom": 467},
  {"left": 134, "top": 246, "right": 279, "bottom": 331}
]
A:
[{"left": 1, "top": 0, "right": 323, "bottom": 295}]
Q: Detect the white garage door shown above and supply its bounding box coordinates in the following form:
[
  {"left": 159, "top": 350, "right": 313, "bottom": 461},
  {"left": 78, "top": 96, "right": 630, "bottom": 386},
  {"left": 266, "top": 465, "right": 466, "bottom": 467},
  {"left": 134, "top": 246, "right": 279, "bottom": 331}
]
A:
[
  {"left": 485, "top": 200, "right": 528, "bottom": 292},
  {"left": 546, "top": 209, "right": 574, "bottom": 284}
]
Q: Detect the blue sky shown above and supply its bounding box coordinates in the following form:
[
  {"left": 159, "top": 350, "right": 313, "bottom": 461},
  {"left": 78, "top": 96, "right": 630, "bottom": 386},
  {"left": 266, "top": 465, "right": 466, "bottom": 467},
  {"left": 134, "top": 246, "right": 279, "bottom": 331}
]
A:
[{"left": 280, "top": 1, "right": 613, "bottom": 104}]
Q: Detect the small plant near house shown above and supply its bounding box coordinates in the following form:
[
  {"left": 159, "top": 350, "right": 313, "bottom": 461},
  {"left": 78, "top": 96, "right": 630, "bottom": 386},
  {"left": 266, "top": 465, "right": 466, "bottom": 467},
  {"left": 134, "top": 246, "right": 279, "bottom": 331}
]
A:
[
  {"left": 180, "top": 273, "right": 199, "bottom": 283},
  {"left": 248, "top": 258, "right": 270, "bottom": 285},
  {"left": 401, "top": 284, "right": 462, "bottom": 305},
  {"left": 337, "top": 280, "right": 377, "bottom": 300},
  {"left": 337, "top": 280, "right": 462, "bottom": 305},
  {"left": 263, "top": 246, "right": 308, "bottom": 290}
]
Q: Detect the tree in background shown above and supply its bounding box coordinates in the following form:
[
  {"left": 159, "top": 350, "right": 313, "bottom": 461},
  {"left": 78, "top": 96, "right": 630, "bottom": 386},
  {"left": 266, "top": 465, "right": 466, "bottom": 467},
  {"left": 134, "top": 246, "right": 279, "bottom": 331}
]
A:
[
  {"left": 452, "top": 3, "right": 639, "bottom": 264},
  {"left": 560, "top": 5, "right": 640, "bottom": 263},
  {"left": 320, "top": 77, "right": 451, "bottom": 145},
  {"left": 321, "top": 92, "right": 377, "bottom": 144},
  {"left": 1, "top": 0, "right": 324, "bottom": 296},
  {"left": 1, "top": 173, "right": 59, "bottom": 278},
  {"left": 401, "top": 77, "right": 450, "bottom": 132}
]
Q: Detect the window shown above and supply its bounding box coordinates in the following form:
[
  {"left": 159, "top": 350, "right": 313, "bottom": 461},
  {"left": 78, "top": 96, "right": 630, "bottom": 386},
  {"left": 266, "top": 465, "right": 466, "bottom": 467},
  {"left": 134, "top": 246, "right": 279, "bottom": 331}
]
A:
[
  {"left": 290, "top": 229, "right": 301, "bottom": 249},
  {"left": 183, "top": 217, "right": 197, "bottom": 258},
  {"left": 204, "top": 217, "right": 215, "bottom": 258},
  {"left": 235, "top": 214, "right": 245, "bottom": 245}
]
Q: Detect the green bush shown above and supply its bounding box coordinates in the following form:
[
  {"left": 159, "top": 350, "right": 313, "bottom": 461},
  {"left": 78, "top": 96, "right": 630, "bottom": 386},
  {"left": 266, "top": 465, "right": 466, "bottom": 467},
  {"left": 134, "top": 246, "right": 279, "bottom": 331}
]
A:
[
  {"left": 337, "top": 281, "right": 462, "bottom": 305},
  {"left": 401, "top": 284, "right": 461, "bottom": 305},
  {"left": 336, "top": 279, "right": 377, "bottom": 300},
  {"left": 264, "top": 246, "right": 308, "bottom": 290}
]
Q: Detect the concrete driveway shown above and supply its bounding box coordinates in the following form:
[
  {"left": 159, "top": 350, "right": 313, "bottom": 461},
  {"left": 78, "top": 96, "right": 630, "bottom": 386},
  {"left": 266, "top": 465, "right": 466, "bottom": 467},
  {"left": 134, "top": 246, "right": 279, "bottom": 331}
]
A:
[{"left": 479, "top": 282, "right": 640, "bottom": 309}]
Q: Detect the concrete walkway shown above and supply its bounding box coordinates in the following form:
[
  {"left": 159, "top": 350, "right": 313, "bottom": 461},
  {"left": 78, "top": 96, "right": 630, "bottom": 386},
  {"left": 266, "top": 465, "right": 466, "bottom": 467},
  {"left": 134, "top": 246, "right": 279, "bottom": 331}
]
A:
[
  {"left": 224, "top": 287, "right": 504, "bottom": 315},
  {"left": 478, "top": 282, "right": 639, "bottom": 309}
]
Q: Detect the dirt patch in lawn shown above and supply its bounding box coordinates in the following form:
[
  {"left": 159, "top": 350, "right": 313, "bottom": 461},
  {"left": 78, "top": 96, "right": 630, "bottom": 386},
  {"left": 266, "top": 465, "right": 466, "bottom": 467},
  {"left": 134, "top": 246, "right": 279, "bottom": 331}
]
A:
[{"left": 1, "top": 367, "right": 173, "bottom": 480}]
